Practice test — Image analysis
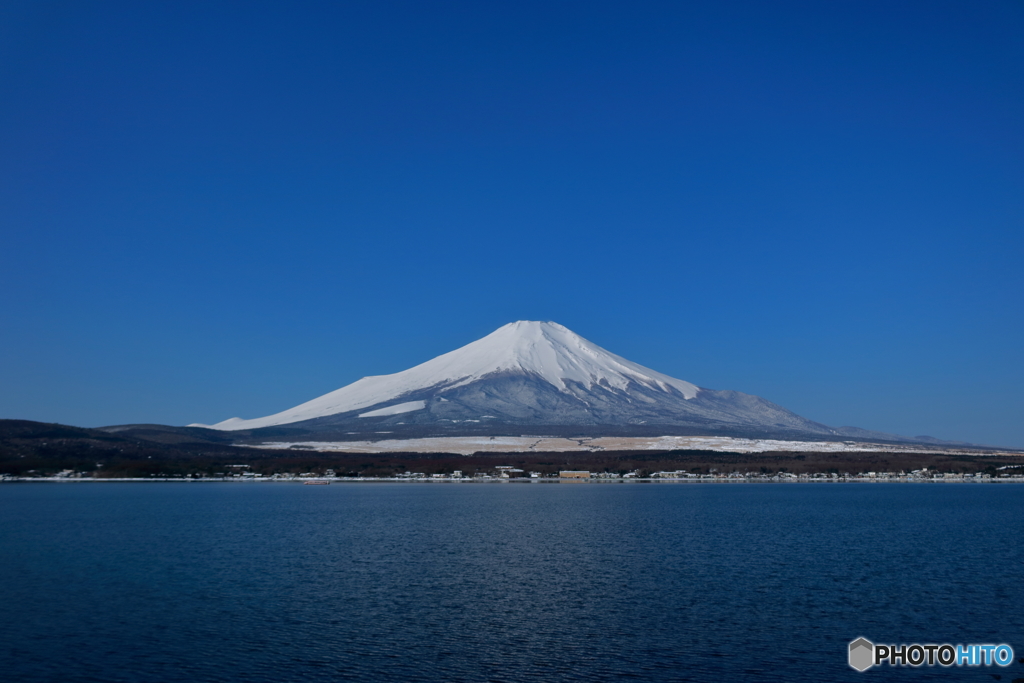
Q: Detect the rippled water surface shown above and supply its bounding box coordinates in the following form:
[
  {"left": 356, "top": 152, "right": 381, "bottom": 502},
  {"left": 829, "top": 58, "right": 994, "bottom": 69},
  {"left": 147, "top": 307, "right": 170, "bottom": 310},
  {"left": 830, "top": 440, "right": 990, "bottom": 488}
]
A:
[{"left": 2, "top": 482, "right": 1023, "bottom": 682}]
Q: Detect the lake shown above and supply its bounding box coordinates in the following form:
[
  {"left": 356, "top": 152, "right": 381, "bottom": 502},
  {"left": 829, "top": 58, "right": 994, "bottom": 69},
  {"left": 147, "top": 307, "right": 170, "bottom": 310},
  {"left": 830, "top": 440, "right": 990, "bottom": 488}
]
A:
[{"left": 1, "top": 482, "right": 1022, "bottom": 682}]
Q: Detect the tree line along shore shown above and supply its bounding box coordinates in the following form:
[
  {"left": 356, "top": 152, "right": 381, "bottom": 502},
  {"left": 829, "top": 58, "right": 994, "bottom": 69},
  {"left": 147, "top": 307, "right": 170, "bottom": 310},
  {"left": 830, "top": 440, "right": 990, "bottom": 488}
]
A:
[{"left": 3, "top": 419, "right": 1022, "bottom": 481}]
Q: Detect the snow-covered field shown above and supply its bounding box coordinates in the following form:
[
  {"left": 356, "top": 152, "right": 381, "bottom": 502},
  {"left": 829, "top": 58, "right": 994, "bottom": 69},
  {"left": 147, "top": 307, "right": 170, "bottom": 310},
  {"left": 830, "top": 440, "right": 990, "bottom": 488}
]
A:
[{"left": 247, "top": 435, "right": 988, "bottom": 456}]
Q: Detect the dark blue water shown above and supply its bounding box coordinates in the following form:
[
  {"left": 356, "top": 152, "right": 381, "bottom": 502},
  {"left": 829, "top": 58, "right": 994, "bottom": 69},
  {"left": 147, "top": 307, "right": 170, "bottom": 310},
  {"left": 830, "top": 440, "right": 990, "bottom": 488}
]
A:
[{"left": 2, "top": 482, "right": 1022, "bottom": 682}]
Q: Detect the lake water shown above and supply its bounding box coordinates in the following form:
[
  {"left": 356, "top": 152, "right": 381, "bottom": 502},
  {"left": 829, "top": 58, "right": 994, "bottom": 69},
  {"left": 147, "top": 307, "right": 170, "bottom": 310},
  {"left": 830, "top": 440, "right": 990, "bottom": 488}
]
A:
[{"left": 1, "top": 482, "right": 1022, "bottom": 682}]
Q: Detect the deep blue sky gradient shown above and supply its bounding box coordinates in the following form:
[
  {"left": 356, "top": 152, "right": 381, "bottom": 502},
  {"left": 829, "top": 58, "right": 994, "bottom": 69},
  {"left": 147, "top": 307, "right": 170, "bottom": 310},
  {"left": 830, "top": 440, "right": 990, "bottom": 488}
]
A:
[{"left": 1, "top": 1, "right": 1022, "bottom": 446}]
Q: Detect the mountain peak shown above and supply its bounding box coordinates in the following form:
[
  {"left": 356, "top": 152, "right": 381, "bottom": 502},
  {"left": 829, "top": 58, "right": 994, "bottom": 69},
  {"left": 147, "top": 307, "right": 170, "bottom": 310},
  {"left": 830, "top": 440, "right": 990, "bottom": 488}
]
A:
[
  {"left": 188, "top": 322, "right": 934, "bottom": 446},
  {"left": 409, "top": 320, "right": 698, "bottom": 397},
  {"left": 493, "top": 320, "right": 569, "bottom": 339},
  {"left": 194, "top": 321, "right": 700, "bottom": 430}
]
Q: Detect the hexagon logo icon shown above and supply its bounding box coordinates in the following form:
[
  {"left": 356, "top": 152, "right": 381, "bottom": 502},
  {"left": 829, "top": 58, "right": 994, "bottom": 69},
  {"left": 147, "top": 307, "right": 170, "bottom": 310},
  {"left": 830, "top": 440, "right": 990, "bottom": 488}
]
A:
[{"left": 849, "top": 638, "right": 874, "bottom": 672}]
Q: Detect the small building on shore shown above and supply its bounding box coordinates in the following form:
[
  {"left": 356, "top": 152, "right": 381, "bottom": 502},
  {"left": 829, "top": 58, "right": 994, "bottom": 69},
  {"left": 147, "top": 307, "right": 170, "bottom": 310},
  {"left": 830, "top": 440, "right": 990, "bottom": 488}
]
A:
[{"left": 559, "top": 471, "right": 591, "bottom": 479}]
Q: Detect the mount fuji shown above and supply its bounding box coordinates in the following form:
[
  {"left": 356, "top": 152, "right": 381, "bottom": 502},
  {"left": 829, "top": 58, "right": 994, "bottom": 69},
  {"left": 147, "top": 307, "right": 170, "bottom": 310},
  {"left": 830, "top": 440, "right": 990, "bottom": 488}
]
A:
[{"left": 191, "top": 321, "right": 917, "bottom": 443}]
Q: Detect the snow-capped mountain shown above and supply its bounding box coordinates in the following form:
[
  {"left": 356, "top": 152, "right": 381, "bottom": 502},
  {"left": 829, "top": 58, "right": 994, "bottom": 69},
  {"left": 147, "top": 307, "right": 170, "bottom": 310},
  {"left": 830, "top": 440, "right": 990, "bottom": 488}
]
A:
[{"left": 192, "top": 321, "right": 850, "bottom": 439}]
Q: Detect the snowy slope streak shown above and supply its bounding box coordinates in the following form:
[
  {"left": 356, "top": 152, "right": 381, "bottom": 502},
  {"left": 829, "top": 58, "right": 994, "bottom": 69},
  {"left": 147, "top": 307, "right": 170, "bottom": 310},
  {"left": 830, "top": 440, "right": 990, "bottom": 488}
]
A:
[{"left": 193, "top": 321, "right": 836, "bottom": 437}]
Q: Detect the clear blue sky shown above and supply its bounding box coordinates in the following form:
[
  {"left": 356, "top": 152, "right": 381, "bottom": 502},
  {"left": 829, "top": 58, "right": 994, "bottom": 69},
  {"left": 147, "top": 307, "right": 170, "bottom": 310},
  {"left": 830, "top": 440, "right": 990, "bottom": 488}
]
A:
[{"left": 1, "top": 1, "right": 1022, "bottom": 446}]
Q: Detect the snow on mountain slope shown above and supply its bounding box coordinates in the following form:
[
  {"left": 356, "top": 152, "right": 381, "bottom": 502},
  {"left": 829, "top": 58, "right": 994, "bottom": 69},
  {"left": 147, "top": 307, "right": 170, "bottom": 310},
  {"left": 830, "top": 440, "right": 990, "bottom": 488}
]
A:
[
  {"left": 358, "top": 400, "right": 426, "bottom": 418},
  {"left": 192, "top": 321, "right": 699, "bottom": 431}
]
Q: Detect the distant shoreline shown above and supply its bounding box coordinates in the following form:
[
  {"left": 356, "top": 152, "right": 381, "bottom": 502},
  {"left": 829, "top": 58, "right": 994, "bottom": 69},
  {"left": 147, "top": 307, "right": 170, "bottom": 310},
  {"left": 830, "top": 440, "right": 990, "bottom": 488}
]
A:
[
  {"left": 5, "top": 474, "right": 1024, "bottom": 484},
  {"left": 6, "top": 418, "right": 1023, "bottom": 481}
]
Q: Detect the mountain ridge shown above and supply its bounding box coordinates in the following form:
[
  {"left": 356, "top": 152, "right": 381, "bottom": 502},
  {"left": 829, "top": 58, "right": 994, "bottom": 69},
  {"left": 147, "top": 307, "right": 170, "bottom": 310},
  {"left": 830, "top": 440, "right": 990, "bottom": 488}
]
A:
[
  {"left": 187, "top": 321, "right": 960, "bottom": 446},
  {"left": 193, "top": 321, "right": 702, "bottom": 431}
]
